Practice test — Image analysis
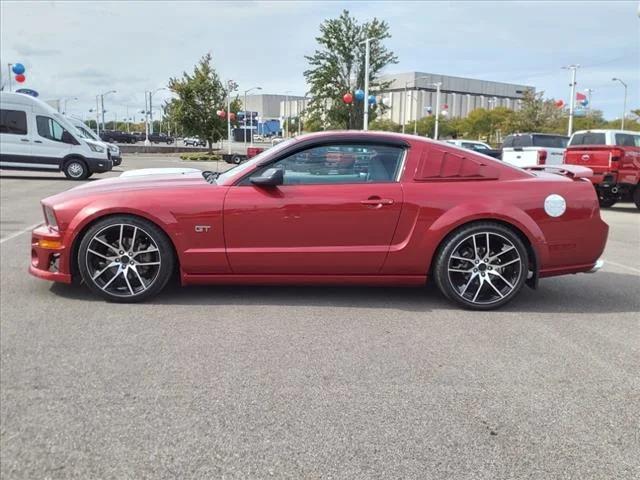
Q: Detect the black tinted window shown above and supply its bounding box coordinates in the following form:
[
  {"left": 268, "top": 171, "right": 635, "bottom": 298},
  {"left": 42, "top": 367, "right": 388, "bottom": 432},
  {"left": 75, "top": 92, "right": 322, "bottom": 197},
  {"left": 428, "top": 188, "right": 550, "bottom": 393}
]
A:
[
  {"left": 0, "top": 109, "right": 28, "bottom": 135},
  {"left": 513, "top": 135, "right": 532, "bottom": 148},
  {"left": 569, "top": 133, "right": 606, "bottom": 146},
  {"left": 532, "top": 135, "right": 568, "bottom": 148},
  {"left": 615, "top": 133, "right": 640, "bottom": 147},
  {"left": 502, "top": 136, "right": 514, "bottom": 148}
]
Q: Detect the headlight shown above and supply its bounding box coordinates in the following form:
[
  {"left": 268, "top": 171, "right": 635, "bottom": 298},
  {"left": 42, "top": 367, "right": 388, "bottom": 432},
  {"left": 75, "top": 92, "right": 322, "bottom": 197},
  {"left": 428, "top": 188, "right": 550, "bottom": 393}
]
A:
[
  {"left": 88, "top": 142, "right": 105, "bottom": 153},
  {"left": 108, "top": 145, "right": 119, "bottom": 154},
  {"left": 43, "top": 205, "right": 58, "bottom": 229}
]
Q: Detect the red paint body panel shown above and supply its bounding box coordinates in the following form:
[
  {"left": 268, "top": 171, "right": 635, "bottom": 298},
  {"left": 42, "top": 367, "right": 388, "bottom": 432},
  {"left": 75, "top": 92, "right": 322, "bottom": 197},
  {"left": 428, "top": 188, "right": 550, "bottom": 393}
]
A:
[{"left": 31, "top": 132, "right": 608, "bottom": 289}]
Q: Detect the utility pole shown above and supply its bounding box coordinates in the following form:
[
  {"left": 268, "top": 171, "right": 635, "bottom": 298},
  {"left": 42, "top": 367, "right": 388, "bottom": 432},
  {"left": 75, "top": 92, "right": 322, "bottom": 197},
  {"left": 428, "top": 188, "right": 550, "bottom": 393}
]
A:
[
  {"left": 402, "top": 81, "right": 409, "bottom": 134},
  {"left": 584, "top": 89, "right": 594, "bottom": 116},
  {"left": 612, "top": 78, "right": 627, "bottom": 130},
  {"left": 284, "top": 91, "right": 291, "bottom": 138},
  {"left": 7, "top": 64, "right": 12, "bottom": 92},
  {"left": 562, "top": 64, "right": 580, "bottom": 136},
  {"left": 362, "top": 37, "right": 371, "bottom": 131},
  {"left": 429, "top": 82, "right": 442, "bottom": 140},
  {"left": 227, "top": 80, "right": 237, "bottom": 154},
  {"left": 144, "top": 91, "right": 150, "bottom": 146},
  {"left": 95, "top": 96, "right": 101, "bottom": 136}
]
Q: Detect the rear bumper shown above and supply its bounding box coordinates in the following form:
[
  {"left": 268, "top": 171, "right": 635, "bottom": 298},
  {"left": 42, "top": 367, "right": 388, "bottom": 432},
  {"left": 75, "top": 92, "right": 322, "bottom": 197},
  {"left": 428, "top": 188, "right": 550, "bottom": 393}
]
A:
[{"left": 29, "top": 225, "right": 72, "bottom": 284}]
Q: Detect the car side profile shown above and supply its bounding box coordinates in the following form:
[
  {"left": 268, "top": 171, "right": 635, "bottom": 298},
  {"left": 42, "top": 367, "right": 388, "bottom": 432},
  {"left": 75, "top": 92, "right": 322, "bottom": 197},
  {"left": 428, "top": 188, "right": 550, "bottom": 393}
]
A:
[{"left": 30, "top": 131, "right": 608, "bottom": 310}]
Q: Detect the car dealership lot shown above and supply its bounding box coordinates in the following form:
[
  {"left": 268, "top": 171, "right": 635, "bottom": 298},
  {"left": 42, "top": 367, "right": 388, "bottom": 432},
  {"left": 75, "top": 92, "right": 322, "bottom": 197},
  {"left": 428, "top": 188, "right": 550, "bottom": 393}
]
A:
[{"left": 1, "top": 156, "right": 639, "bottom": 479}]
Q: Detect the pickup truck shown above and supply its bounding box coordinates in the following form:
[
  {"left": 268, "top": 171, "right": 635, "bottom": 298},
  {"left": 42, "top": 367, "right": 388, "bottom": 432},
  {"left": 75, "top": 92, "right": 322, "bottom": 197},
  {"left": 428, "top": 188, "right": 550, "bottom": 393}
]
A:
[
  {"left": 563, "top": 129, "right": 640, "bottom": 209},
  {"left": 147, "top": 133, "right": 174, "bottom": 144},
  {"left": 501, "top": 133, "right": 568, "bottom": 168},
  {"left": 446, "top": 139, "right": 502, "bottom": 159},
  {"left": 99, "top": 130, "right": 137, "bottom": 144}
]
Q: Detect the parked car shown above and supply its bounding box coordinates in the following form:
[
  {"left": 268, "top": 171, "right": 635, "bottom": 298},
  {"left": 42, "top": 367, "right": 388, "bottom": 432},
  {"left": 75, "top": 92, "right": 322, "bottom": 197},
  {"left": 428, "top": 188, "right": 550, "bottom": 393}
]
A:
[
  {"left": 0, "top": 92, "right": 112, "bottom": 179},
  {"left": 131, "top": 132, "right": 146, "bottom": 143},
  {"left": 68, "top": 117, "right": 122, "bottom": 167},
  {"left": 99, "top": 130, "right": 136, "bottom": 144},
  {"left": 446, "top": 139, "right": 502, "bottom": 159},
  {"left": 183, "top": 136, "right": 206, "bottom": 147},
  {"left": 501, "top": 133, "right": 568, "bottom": 167},
  {"left": 147, "top": 133, "right": 174, "bottom": 144},
  {"left": 564, "top": 129, "right": 640, "bottom": 208},
  {"left": 29, "top": 131, "right": 608, "bottom": 309}
]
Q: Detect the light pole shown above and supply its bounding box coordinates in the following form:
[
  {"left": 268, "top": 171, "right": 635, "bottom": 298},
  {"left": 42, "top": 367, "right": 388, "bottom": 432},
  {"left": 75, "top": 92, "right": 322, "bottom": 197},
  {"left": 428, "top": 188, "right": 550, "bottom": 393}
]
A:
[
  {"left": 611, "top": 77, "right": 628, "bottom": 130},
  {"left": 148, "top": 87, "right": 166, "bottom": 135},
  {"left": 243, "top": 86, "right": 261, "bottom": 147},
  {"left": 283, "top": 90, "right": 292, "bottom": 138},
  {"left": 226, "top": 80, "right": 238, "bottom": 155},
  {"left": 402, "top": 76, "right": 431, "bottom": 134},
  {"left": 99, "top": 90, "right": 116, "bottom": 133},
  {"left": 562, "top": 64, "right": 580, "bottom": 136},
  {"left": 361, "top": 37, "right": 372, "bottom": 131},
  {"left": 428, "top": 82, "right": 442, "bottom": 140},
  {"left": 61, "top": 97, "right": 78, "bottom": 114}
]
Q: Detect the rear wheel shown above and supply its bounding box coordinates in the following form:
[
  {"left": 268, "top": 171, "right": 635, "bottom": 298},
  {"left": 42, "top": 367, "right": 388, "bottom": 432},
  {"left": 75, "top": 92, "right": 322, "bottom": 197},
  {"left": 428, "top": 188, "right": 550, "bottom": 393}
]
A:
[
  {"left": 434, "top": 222, "right": 529, "bottom": 310},
  {"left": 63, "top": 159, "right": 89, "bottom": 180},
  {"left": 232, "top": 155, "right": 242, "bottom": 164},
  {"left": 77, "top": 215, "right": 175, "bottom": 302}
]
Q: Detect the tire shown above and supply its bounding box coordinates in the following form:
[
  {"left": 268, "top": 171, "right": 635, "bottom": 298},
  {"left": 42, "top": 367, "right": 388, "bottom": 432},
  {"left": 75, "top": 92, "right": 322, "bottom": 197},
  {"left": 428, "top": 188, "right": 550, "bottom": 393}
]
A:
[
  {"left": 63, "top": 159, "right": 90, "bottom": 180},
  {"left": 108, "top": 137, "right": 115, "bottom": 143},
  {"left": 232, "top": 155, "right": 242, "bottom": 164},
  {"left": 433, "top": 222, "right": 529, "bottom": 310},
  {"left": 598, "top": 197, "right": 617, "bottom": 208},
  {"left": 633, "top": 187, "right": 640, "bottom": 210},
  {"left": 77, "top": 215, "right": 175, "bottom": 303}
]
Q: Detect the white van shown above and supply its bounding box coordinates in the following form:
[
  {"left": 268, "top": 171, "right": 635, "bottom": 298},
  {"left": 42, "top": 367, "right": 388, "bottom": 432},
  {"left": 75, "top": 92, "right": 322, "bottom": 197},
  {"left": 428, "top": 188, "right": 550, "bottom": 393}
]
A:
[
  {"left": 501, "top": 133, "right": 569, "bottom": 168},
  {"left": 66, "top": 116, "right": 122, "bottom": 166},
  {"left": 0, "top": 92, "right": 112, "bottom": 179}
]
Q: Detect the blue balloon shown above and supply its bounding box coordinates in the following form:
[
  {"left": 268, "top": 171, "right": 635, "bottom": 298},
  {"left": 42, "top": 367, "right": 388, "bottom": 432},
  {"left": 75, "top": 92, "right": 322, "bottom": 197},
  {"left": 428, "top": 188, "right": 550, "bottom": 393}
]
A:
[
  {"left": 581, "top": 99, "right": 589, "bottom": 107},
  {"left": 354, "top": 89, "right": 365, "bottom": 101},
  {"left": 368, "top": 95, "right": 376, "bottom": 105},
  {"left": 12, "top": 63, "right": 25, "bottom": 75}
]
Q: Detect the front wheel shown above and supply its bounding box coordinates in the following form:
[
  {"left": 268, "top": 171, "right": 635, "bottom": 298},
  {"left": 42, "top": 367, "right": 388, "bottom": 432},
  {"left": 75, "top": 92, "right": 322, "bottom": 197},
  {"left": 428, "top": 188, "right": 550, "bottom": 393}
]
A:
[
  {"left": 77, "top": 215, "right": 175, "bottom": 302},
  {"left": 63, "top": 159, "right": 89, "bottom": 180},
  {"left": 433, "top": 222, "right": 529, "bottom": 310},
  {"left": 232, "top": 155, "right": 242, "bottom": 164}
]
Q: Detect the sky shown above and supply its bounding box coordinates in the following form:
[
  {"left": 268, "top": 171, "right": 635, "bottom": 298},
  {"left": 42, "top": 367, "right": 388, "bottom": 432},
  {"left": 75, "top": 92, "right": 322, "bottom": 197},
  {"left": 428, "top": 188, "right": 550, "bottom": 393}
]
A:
[{"left": 1, "top": 0, "right": 638, "bottom": 121}]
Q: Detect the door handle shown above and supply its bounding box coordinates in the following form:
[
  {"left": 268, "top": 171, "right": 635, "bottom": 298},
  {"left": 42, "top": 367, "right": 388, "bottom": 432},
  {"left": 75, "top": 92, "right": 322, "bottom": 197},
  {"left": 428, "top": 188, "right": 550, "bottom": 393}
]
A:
[
  {"left": 34, "top": 140, "right": 43, "bottom": 144},
  {"left": 360, "top": 197, "right": 394, "bottom": 207},
  {"left": 20, "top": 138, "right": 30, "bottom": 142}
]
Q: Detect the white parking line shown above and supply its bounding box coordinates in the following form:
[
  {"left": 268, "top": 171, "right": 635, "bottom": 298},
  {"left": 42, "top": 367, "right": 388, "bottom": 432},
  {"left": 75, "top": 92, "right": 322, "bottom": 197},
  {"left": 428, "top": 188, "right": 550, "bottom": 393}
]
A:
[
  {"left": 0, "top": 223, "right": 43, "bottom": 245},
  {"left": 604, "top": 260, "right": 640, "bottom": 275}
]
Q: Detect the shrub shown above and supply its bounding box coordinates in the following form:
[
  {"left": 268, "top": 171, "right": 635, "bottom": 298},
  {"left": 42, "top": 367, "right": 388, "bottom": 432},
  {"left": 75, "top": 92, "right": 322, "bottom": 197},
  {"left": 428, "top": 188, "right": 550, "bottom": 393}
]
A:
[{"left": 180, "top": 153, "right": 221, "bottom": 162}]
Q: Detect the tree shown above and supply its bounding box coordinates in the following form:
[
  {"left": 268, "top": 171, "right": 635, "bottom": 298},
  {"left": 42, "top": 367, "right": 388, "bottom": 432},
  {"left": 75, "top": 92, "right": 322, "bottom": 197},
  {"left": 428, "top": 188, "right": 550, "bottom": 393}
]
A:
[
  {"left": 304, "top": 10, "right": 398, "bottom": 130},
  {"left": 508, "top": 90, "right": 561, "bottom": 133},
  {"left": 368, "top": 118, "right": 401, "bottom": 132},
  {"left": 168, "top": 53, "right": 241, "bottom": 152}
]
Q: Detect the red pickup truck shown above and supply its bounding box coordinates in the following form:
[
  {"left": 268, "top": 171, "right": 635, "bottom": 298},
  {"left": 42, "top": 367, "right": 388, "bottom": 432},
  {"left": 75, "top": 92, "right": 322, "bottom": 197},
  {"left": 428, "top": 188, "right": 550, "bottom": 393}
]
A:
[{"left": 564, "top": 129, "right": 640, "bottom": 209}]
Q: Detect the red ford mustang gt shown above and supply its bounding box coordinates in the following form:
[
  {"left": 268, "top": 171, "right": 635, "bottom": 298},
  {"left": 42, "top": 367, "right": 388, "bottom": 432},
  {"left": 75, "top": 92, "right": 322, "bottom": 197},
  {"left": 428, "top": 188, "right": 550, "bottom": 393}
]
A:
[{"left": 30, "top": 131, "right": 608, "bottom": 309}]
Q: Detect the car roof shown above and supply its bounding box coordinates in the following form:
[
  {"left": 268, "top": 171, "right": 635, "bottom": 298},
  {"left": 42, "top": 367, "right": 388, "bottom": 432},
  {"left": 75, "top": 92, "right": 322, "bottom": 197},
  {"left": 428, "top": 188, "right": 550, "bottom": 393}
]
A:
[
  {"left": 0, "top": 91, "right": 58, "bottom": 114},
  {"left": 572, "top": 129, "right": 639, "bottom": 135},
  {"left": 507, "top": 132, "right": 568, "bottom": 137}
]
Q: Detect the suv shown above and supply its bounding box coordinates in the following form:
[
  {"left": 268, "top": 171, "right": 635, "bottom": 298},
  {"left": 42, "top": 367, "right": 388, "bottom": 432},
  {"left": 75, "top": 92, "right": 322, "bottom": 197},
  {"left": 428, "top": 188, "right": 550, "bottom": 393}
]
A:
[
  {"left": 147, "top": 133, "right": 174, "bottom": 144},
  {"left": 501, "top": 133, "right": 568, "bottom": 168},
  {"left": 184, "top": 136, "right": 206, "bottom": 146},
  {"left": 99, "top": 130, "right": 136, "bottom": 144},
  {"left": 564, "top": 129, "right": 640, "bottom": 208}
]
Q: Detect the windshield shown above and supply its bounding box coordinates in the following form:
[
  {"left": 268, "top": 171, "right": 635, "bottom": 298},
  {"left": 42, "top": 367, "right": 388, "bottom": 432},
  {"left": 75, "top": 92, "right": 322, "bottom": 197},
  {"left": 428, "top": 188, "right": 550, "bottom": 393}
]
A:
[
  {"left": 215, "top": 138, "right": 298, "bottom": 184},
  {"left": 569, "top": 132, "right": 606, "bottom": 146},
  {"left": 532, "top": 135, "right": 568, "bottom": 148}
]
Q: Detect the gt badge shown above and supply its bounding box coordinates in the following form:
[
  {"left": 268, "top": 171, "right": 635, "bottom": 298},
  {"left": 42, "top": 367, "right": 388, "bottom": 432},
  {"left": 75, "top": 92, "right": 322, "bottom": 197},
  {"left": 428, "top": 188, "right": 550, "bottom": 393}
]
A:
[{"left": 195, "top": 225, "right": 211, "bottom": 233}]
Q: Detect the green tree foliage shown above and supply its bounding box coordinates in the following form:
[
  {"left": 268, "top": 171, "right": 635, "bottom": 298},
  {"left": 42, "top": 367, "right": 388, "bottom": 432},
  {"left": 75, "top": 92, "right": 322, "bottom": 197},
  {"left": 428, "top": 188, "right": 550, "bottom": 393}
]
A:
[
  {"left": 508, "top": 90, "right": 561, "bottom": 133},
  {"left": 368, "top": 118, "right": 401, "bottom": 132},
  {"left": 168, "top": 53, "right": 241, "bottom": 151},
  {"left": 304, "top": 10, "right": 398, "bottom": 130}
]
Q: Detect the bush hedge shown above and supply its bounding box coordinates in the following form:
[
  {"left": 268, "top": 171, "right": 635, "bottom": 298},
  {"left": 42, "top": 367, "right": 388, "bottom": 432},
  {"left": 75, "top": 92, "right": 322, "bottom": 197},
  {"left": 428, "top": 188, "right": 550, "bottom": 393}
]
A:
[{"left": 180, "top": 153, "right": 221, "bottom": 161}]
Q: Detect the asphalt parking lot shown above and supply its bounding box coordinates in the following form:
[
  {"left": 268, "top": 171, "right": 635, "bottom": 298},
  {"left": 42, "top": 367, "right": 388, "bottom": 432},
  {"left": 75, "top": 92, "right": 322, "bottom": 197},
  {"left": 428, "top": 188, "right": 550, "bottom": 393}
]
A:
[{"left": 1, "top": 156, "right": 639, "bottom": 479}]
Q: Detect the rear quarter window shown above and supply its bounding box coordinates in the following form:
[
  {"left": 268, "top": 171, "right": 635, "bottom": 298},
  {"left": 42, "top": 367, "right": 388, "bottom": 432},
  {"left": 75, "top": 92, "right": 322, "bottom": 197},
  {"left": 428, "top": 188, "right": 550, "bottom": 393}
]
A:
[
  {"left": 532, "top": 135, "right": 568, "bottom": 148},
  {"left": 502, "top": 136, "right": 514, "bottom": 148},
  {"left": 569, "top": 133, "right": 606, "bottom": 146},
  {"left": 615, "top": 133, "right": 640, "bottom": 147},
  {"left": 0, "top": 109, "right": 28, "bottom": 135}
]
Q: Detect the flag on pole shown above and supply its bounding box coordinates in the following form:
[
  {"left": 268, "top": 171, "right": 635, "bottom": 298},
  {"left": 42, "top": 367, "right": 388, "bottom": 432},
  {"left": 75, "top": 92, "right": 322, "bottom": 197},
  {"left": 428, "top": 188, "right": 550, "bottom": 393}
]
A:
[{"left": 576, "top": 92, "right": 587, "bottom": 101}]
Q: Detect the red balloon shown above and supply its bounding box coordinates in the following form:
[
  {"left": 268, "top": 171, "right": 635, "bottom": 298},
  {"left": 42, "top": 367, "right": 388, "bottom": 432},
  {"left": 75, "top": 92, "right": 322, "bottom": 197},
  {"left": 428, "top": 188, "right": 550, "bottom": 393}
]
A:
[
  {"left": 443, "top": 104, "right": 449, "bottom": 109},
  {"left": 555, "top": 99, "right": 565, "bottom": 108},
  {"left": 343, "top": 93, "right": 353, "bottom": 104},
  {"left": 216, "top": 110, "right": 226, "bottom": 118},
  {"left": 15, "top": 74, "right": 26, "bottom": 83}
]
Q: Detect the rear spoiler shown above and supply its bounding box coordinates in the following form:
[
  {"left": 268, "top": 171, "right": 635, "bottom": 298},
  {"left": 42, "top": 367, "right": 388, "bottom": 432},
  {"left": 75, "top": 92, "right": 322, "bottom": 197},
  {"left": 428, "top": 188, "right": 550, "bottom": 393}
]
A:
[{"left": 524, "top": 165, "right": 593, "bottom": 180}]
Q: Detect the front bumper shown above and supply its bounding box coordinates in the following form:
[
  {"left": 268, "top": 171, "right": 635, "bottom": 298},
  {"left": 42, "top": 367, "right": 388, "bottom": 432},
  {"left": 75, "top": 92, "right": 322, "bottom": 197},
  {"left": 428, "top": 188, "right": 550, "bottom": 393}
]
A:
[
  {"left": 86, "top": 157, "right": 113, "bottom": 173},
  {"left": 111, "top": 155, "right": 122, "bottom": 166},
  {"left": 29, "top": 225, "right": 72, "bottom": 283}
]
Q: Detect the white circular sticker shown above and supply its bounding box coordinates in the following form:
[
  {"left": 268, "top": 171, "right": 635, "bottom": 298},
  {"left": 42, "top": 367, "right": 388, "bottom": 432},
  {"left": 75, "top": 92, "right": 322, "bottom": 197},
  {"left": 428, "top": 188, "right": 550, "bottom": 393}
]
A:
[{"left": 544, "top": 194, "right": 566, "bottom": 217}]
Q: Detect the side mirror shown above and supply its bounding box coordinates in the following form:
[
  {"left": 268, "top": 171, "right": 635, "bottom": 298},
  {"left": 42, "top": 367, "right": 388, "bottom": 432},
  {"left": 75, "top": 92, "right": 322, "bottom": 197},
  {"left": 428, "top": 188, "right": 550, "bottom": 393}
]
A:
[
  {"left": 250, "top": 167, "right": 284, "bottom": 187},
  {"left": 61, "top": 131, "right": 78, "bottom": 145}
]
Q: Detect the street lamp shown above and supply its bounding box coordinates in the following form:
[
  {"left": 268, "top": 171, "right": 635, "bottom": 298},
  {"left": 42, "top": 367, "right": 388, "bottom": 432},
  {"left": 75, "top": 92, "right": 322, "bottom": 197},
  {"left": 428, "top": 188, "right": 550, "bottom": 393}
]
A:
[
  {"left": 243, "top": 86, "right": 262, "bottom": 147},
  {"left": 611, "top": 78, "right": 628, "bottom": 130},
  {"left": 562, "top": 64, "right": 580, "bottom": 136},
  {"left": 144, "top": 87, "right": 167, "bottom": 145},
  {"left": 427, "top": 82, "right": 443, "bottom": 140},
  {"left": 360, "top": 37, "right": 373, "bottom": 131},
  {"left": 61, "top": 96, "right": 78, "bottom": 114},
  {"left": 283, "top": 90, "right": 292, "bottom": 138},
  {"left": 402, "top": 75, "right": 431, "bottom": 134},
  {"left": 99, "top": 90, "right": 116, "bottom": 133}
]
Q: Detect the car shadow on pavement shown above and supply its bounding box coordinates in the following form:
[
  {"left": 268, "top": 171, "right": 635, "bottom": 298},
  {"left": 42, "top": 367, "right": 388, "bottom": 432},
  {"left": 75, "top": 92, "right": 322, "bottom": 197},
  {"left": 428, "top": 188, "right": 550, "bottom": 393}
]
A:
[
  {"left": 0, "top": 175, "right": 98, "bottom": 182},
  {"left": 49, "top": 270, "right": 639, "bottom": 314},
  {"left": 604, "top": 205, "right": 638, "bottom": 214}
]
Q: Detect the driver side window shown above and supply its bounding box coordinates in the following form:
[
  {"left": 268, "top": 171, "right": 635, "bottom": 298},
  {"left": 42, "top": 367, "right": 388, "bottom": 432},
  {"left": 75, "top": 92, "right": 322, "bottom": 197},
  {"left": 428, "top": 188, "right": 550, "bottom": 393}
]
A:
[
  {"left": 250, "top": 144, "right": 405, "bottom": 185},
  {"left": 36, "top": 116, "right": 67, "bottom": 142}
]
